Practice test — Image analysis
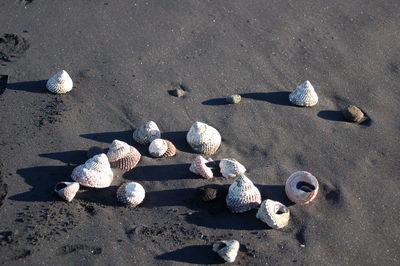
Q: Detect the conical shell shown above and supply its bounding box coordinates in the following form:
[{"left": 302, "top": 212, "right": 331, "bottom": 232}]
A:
[
  {"left": 226, "top": 174, "right": 261, "bottom": 213},
  {"left": 132, "top": 121, "right": 161, "bottom": 145},
  {"left": 289, "top": 80, "right": 318, "bottom": 107},
  {"left": 148, "top": 138, "right": 176, "bottom": 158},
  {"left": 186, "top": 121, "right": 221, "bottom": 155},
  {"left": 117, "top": 182, "right": 145, "bottom": 207},
  {"left": 256, "top": 199, "right": 290, "bottom": 229},
  {"left": 107, "top": 139, "right": 141, "bottom": 171},
  {"left": 46, "top": 70, "right": 73, "bottom": 94},
  {"left": 212, "top": 240, "right": 240, "bottom": 263},
  {"left": 71, "top": 153, "right": 114, "bottom": 188},
  {"left": 189, "top": 155, "right": 213, "bottom": 179},
  {"left": 219, "top": 159, "right": 246, "bottom": 178},
  {"left": 54, "top": 182, "right": 80, "bottom": 202},
  {"left": 285, "top": 171, "right": 319, "bottom": 205}
]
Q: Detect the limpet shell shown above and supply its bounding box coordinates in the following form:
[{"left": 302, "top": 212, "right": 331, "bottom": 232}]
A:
[
  {"left": 226, "top": 174, "right": 261, "bottom": 213},
  {"left": 71, "top": 153, "right": 114, "bottom": 188},
  {"left": 107, "top": 139, "right": 141, "bottom": 171},
  {"left": 212, "top": 240, "right": 240, "bottom": 263},
  {"left": 285, "top": 171, "right": 319, "bottom": 205},
  {"left": 148, "top": 138, "right": 176, "bottom": 158},
  {"left": 219, "top": 159, "right": 246, "bottom": 178},
  {"left": 46, "top": 70, "right": 73, "bottom": 94},
  {"left": 117, "top": 182, "right": 145, "bottom": 207},
  {"left": 132, "top": 121, "right": 161, "bottom": 145},
  {"left": 54, "top": 182, "right": 80, "bottom": 202},
  {"left": 256, "top": 199, "right": 290, "bottom": 229},
  {"left": 289, "top": 80, "right": 318, "bottom": 107},
  {"left": 189, "top": 155, "right": 213, "bottom": 179},
  {"left": 186, "top": 121, "right": 221, "bottom": 155}
]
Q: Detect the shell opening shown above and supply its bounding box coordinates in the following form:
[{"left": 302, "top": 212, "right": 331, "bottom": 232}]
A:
[
  {"left": 275, "top": 206, "right": 288, "bottom": 215},
  {"left": 215, "top": 242, "right": 227, "bottom": 250},
  {"left": 55, "top": 183, "right": 68, "bottom": 190},
  {"left": 296, "top": 181, "right": 315, "bottom": 192}
]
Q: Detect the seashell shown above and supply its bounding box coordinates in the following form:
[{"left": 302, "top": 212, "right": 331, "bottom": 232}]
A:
[
  {"left": 189, "top": 155, "right": 213, "bottom": 179},
  {"left": 226, "top": 94, "right": 241, "bottom": 104},
  {"left": 342, "top": 105, "right": 365, "bottom": 123},
  {"left": 219, "top": 159, "right": 246, "bottom": 178},
  {"left": 289, "top": 80, "right": 318, "bottom": 107},
  {"left": 107, "top": 139, "right": 141, "bottom": 171},
  {"left": 132, "top": 121, "right": 161, "bottom": 145},
  {"left": 116, "top": 182, "right": 145, "bottom": 207},
  {"left": 148, "top": 138, "right": 176, "bottom": 158},
  {"left": 71, "top": 153, "right": 114, "bottom": 188},
  {"left": 46, "top": 70, "right": 73, "bottom": 94},
  {"left": 226, "top": 174, "right": 261, "bottom": 213},
  {"left": 186, "top": 121, "right": 221, "bottom": 155},
  {"left": 285, "top": 171, "right": 319, "bottom": 205},
  {"left": 212, "top": 240, "right": 240, "bottom": 263},
  {"left": 54, "top": 182, "right": 80, "bottom": 202},
  {"left": 256, "top": 199, "right": 290, "bottom": 229},
  {"left": 170, "top": 87, "right": 186, "bottom": 97}
]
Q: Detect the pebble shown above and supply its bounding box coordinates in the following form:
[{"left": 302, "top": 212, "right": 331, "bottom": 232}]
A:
[
  {"left": 197, "top": 188, "right": 218, "bottom": 202},
  {"left": 226, "top": 94, "right": 241, "bottom": 104},
  {"left": 170, "top": 88, "right": 186, "bottom": 97},
  {"left": 342, "top": 105, "right": 365, "bottom": 123}
]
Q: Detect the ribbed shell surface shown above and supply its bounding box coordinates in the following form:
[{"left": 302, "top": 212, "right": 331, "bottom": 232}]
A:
[
  {"left": 132, "top": 121, "right": 161, "bottom": 145},
  {"left": 54, "top": 182, "right": 80, "bottom": 202},
  {"left": 219, "top": 159, "right": 246, "bottom": 178},
  {"left": 107, "top": 140, "right": 141, "bottom": 171},
  {"left": 149, "top": 139, "right": 176, "bottom": 157},
  {"left": 226, "top": 174, "right": 261, "bottom": 213},
  {"left": 256, "top": 199, "right": 290, "bottom": 229},
  {"left": 117, "top": 182, "right": 145, "bottom": 207},
  {"left": 189, "top": 155, "right": 213, "bottom": 179},
  {"left": 288, "top": 80, "right": 318, "bottom": 107},
  {"left": 212, "top": 240, "right": 240, "bottom": 263},
  {"left": 186, "top": 122, "right": 221, "bottom": 155},
  {"left": 46, "top": 70, "right": 73, "bottom": 94}
]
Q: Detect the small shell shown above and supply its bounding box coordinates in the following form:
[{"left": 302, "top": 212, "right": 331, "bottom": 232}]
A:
[
  {"left": 71, "top": 153, "right": 114, "bottom": 188},
  {"left": 107, "top": 139, "right": 141, "bottom": 171},
  {"left": 226, "top": 94, "right": 241, "bottom": 104},
  {"left": 256, "top": 199, "right": 290, "bottom": 229},
  {"left": 46, "top": 70, "right": 73, "bottom": 94},
  {"left": 117, "top": 182, "right": 145, "bottom": 207},
  {"left": 189, "top": 155, "right": 213, "bottom": 179},
  {"left": 212, "top": 240, "right": 240, "bottom": 263},
  {"left": 148, "top": 138, "right": 176, "bottom": 158},
  {"left": 226, "top": 174, "right": 261, "bottom": 213},
  {"left": 186, "top": 121, "right": 221, "bottom": 155},
  {"left": 289, "top": 80, "right": 318, "bottom": 107},
  {"left": 342, "top": 105, "right": 365, "bottom": 123},
  {"left": 219, "top": 159, "right": 246, "bottom": 178},
  {"left": 285, "top": 171, "right": 319, "bottom": 205},
  {"left": 54, "top": 182, "right": 80, "bottom": 202},
  {"left": 132, "top": 121, "right": 161, "bottom": 145}
]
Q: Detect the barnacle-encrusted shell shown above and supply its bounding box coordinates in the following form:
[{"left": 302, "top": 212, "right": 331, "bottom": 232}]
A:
[
  {"left": 342, "top": 105, "right": 365, "bottom": 123},
  {"left": 256, "top": 199, "right": 290, "bottom": 229},
  {"left": 219, "top": 159, "right": 246, "bottom": 178},
  {"left": 285, "top": 171, "right": 319, "bottom": 205},
  {"left": 107, "top": 139, "right": 141, "bottom": 171},
  {"left": 46, "top": 70, "right": 73, "bottom": 94},
  {"left": 54, "top": 182, "right": 80, "bottom": 202},
  {"left": 226, "top": 174, "right": 261, "bottom": 213},
  {"left": 71, "top": 153, "right": 114, "bottom": 188},
  {"left": 132, "top": 121, "right": 161, "bottom": 145},
  {"left": 117, "top": 182, "right": 145, "bottom": 207},
  {"left": 289, "top": 80, "right": 318, "bottom": 107},
  {"left": 189, "top": 155, "right": 213, "bottom": 179},
  {"left": 186, "top": 121, "right": 221, "bottom": 155},
  {"left": 212, "top": 240, "right": 240, "bottom": 263},
  {"left": 148, "top": 138, "right": 176, "bottom": 158}
]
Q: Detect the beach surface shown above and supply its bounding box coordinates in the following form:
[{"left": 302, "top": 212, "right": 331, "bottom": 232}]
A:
[{"left": 0, "top": 0, "right": 399, "bottom": 265}]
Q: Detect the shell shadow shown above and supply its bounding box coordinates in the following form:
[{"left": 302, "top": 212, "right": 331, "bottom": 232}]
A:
[
  {"left": 259, "top": 185, "right": 294, "bottom": 207},
  {"left": 80, "top": 130, "right": 132, "bottom": 144},
  {"left": 140, "top": 187, "right": 199, "bottom": 209},
  {"left": 39, "top": 150, "right": 87, "bottom": 164},
  {"left": 126, "top": 163, "right": 196, "bottom": 182},
  {"left": 0, "top": 75, "right": 8, "bottom": 95},
  {"left": 202, "top": 98, "right": 228, "bottom": 106},
  {"left": 10, "top": 165, "right": 74, "bottom": 202},
  {"left": 241, "top": 92, "right": 292, "bottom": 106},
  {"left": 318, "top": 110, "right": 372, "bottom": 127},
  {"left": 161, "top": 131, "right": 192, "bottom": 153},
  {"left": 7, "top": 80, "right": 48, "bottom": 93},
  {"left": 77, "top": 186, "right": 119, "bottom": 207},
  {"left": 155, "top": 245, "right": 223, "bottom": 264}
]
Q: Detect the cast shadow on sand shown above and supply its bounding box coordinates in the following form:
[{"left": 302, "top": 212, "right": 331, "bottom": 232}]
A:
[
  {"left": 202, "top": 92, "right": 292, "bottom": 106},
  {"left": 125, "top": 163, "right": 196, "bottom": 182},
  {"left": 77, "top": 186, "right": 119, "bottom": 207},
  {"left": 155, "top": 245, "right": 223, "bottom": 264},
  {"left": 80, "top": 130, "right": 133, "bottom": 144},
  {"left": 318, "top": 110, "right": 372, "bottom": 127},
  {"left": 7, "top": 80, "right": 47, "bottom": 93},
  {"left": 39, "top": 150, "right": 87, "bottom": 164}
]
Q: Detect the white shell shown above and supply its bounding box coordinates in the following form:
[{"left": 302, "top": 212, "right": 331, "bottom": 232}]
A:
[
  {"left": 256, "top": 199, "right": 290, "bottom": 229},
  {"left": 212, "top": 240, "right": 240, "bottom": 263},
  {"left": 285, "top": 171, "right": 319, "bottom": 205},
  {"left": 71, "top": 153, "right": 114, "bottom": 188},
  {"left": 46, "top": 70, "right": 73, "bottom": 94},
  {"left": 106, "top": 139, "right": 141, "bottom": 171},
  {"left": 117, "top": 182, "right": 145, "bottom": 207},
  {"left": 148, "top": 138, "right": 176, "bottom": 158},
  {"left": 189, "top": 155, "right": 213, "bottom": 179},
  {"left": 219, "top": 159, "right": 246, "bottom": 178},
  {"left": 132, "top": 121, "right": 161, "bottom": 145},
  {"left": 54, "top": 182, "right": 80, "bottom": 202},
  {"left": 186, "top": 122, "right": 221, "bottom": 155},
  {"left": 288, "top": 80, "right": 318, "bottom": 107},
  {"left": 226, "top": 174, "right": 261, "bottom": 213}
]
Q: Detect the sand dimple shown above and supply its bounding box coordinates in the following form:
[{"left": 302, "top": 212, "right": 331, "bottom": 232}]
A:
[{"left": 0, "top": 34, "right": 29, "bottom": 62}]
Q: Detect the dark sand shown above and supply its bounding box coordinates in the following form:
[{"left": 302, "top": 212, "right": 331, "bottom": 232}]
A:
[{"left": 1, "top": 0, "right": 399, "bottom": 265}]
